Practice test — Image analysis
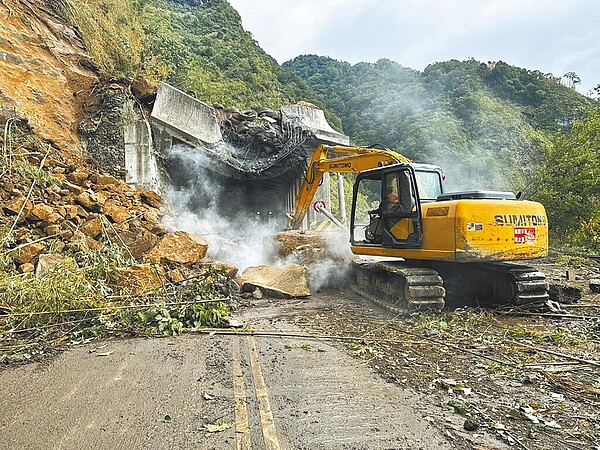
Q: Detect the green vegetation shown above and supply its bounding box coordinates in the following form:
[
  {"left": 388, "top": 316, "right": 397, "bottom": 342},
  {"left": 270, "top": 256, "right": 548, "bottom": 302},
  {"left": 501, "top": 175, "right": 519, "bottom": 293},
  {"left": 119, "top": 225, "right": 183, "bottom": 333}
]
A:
[
  {"left": 284, "top": 56, "right": 594, "bottom": 192},
  {"left": 528, "top": 110, "right": 600, "bottom": 250},
  {"left": 52, "top": 0, "right": 326, "bottom": 112},
  {"left": 0, "top": 251, "right": 233, "bottom": 361}
]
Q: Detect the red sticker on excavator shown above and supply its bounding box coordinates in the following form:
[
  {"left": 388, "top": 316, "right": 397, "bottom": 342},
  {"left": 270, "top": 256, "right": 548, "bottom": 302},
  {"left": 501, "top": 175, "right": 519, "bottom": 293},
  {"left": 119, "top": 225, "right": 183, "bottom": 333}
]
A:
[{"left": 514, "top": 227, "right": 536, "bottom": 244}]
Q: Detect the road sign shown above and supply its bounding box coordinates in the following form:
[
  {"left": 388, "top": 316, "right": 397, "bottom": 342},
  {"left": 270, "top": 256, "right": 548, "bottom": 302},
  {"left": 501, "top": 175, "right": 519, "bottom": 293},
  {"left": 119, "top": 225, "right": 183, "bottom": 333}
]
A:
[{"left": 313, "top": 200, "right": 326, "bottom": 212}]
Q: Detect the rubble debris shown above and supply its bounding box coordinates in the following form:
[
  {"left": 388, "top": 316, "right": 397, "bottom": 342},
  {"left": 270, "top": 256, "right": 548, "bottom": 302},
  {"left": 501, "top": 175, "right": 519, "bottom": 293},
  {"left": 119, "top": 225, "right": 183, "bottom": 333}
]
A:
[
  {"left": 18, "top": 263, "right": 34, "bottom": 273},
  {"left": 114, "top": 229, "right": 159, "bottom": 260},
  {"left": 463, "top": 418, "right": 479, "bottom": 431},
  {"left": 140, "top": 190, "right": 163, "bottom": 208},
  {"left": 240, "top": 264, "right": 311, "bottom": 298},
  {"left": 549, "top": 283, "right": 582, "bottom": 304},
  {"left": 266, "top": 230, "right": 329, "bottom": 265},
  {"left": 35, "top": 253, "right": 67, "bottom": 278},
  {"left": 264, "top": 230, "right": 353, "bottom": 291},
  {"left": 12, "top": 242, "right": 46, "bottom": 265},
  {"left": 223, "top": 316, "right": 244, "bottom": 328},
  {"left": 112, "top": 263, "right": 166, "bottom": 295},
  {"left": 590, "top": 279, "right": 600, "bottom": 293}
]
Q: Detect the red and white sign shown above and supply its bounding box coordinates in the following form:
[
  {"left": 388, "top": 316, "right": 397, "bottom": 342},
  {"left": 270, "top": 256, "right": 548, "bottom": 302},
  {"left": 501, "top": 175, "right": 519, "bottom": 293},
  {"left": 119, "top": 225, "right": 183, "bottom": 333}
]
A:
[
  {"left": 313, "top": 200, "right": 326, "bottom": 212},
  {"left": 514, "top": 227, "right": 536, "bottom": 244}
]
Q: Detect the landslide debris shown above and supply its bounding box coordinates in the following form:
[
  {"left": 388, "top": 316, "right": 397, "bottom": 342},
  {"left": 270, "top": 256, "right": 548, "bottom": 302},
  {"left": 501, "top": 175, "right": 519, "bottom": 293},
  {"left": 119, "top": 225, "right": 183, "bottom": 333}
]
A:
[
  {"left": 240, "top": 264, "right": 311, "bottom": 298},
  {"left": 0, "top": 0, "right": 99, "bottom": 151},
  {"left": 0, "top": 123, "right": 238, "bottom": 364}
]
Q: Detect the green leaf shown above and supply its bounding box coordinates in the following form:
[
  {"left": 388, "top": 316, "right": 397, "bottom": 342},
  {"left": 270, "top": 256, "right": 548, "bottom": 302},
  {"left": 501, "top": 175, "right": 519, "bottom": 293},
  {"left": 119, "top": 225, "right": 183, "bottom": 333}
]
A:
[{"left": 506, "top": 409, "right": 521, "bottom": 419}]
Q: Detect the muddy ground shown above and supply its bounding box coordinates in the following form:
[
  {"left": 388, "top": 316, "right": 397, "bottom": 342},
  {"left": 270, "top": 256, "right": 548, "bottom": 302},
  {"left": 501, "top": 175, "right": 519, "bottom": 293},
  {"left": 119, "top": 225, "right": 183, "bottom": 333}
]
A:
[{"left": 1, "top": 255, "right": 599, "bottom": 449}]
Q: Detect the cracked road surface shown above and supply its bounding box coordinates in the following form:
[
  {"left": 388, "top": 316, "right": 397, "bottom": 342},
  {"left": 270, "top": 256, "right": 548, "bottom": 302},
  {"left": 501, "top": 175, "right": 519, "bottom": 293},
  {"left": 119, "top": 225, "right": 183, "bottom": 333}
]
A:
[{"left": 0, "top": 293, "right": 480, "bottom": 449}]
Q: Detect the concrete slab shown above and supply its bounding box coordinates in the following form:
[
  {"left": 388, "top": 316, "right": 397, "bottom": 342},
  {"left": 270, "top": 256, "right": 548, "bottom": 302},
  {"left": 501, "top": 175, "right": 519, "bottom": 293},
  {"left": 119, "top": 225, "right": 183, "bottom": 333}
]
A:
[
  {"left": 150, "top": 82, "right": 222, "bottom": 146},
  {"left": 282, "top": 104, "right": 349, "bottom": 146}
]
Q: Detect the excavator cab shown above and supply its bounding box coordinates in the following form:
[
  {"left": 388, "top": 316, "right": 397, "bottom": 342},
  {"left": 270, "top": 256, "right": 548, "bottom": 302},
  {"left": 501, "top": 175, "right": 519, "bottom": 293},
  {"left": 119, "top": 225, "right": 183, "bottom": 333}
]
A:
[{"left": 352, "top": 164, "right": 441, "bottom": 249}]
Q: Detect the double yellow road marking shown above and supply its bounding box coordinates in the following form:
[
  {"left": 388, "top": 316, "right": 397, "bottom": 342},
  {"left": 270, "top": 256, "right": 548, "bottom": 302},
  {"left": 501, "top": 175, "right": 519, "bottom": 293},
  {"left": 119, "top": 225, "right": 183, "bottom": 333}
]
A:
[{"left": 232, "top": 336, "right": 282, "bottom": 450}]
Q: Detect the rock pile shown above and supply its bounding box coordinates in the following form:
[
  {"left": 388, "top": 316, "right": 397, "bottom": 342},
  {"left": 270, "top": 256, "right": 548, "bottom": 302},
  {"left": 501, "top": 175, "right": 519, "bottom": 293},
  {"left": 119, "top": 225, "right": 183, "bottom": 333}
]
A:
[
  {"left": 0, "top": 145, "right": 315, "bottom": 299},
  {"left": 0, "top": 146, "right": 221, "bottom": 295}
]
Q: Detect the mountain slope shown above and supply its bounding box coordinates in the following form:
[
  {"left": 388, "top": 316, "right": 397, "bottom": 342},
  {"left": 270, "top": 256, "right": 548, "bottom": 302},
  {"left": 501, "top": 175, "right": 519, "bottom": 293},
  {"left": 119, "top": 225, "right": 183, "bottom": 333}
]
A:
[
  {"left": 284, "top": 55, "right": 594, "bottom": 191},
  {"left": 49, "top": 0, "right": 330, "bottom": 115}
]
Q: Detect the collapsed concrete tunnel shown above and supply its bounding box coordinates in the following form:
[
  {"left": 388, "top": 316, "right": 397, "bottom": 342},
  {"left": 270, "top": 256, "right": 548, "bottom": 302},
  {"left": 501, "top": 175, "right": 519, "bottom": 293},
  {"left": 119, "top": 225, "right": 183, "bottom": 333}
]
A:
[
  {"left": 166, "top": 144, "right": 304, "bottom": 227},
  {"left": 148, "top": 82, "right": 349, "bottom": 230}
]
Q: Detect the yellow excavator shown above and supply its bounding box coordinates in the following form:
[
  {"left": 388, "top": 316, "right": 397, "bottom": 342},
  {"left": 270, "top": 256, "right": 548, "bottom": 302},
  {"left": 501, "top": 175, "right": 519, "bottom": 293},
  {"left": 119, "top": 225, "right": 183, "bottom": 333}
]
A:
[{"left": 290, "top": 144, "right": 550, "bottom": 310}]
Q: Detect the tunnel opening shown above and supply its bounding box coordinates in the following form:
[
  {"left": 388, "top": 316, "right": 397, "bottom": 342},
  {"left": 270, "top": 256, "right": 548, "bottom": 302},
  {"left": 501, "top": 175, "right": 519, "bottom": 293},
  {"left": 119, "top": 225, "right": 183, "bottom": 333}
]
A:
[
  {"left": 149, "top": 85, "right": 349, "bottom": 269},
  {"left": 166, "top": 144, "right": 299, "bottom": 229},
  {"left": 163, "top": 139, "right": 308, "bottom": 270}
]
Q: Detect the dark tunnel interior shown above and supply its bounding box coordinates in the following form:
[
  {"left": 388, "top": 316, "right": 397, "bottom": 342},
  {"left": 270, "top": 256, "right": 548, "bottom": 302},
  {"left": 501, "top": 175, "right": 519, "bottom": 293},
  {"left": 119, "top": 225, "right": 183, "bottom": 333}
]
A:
[{"left": 166, "top": 143, "right": 301, "bottom": 230}]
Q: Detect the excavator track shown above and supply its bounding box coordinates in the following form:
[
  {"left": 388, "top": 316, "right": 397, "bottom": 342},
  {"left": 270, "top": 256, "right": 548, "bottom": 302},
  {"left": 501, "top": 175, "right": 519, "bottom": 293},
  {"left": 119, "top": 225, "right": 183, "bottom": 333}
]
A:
[
  {"left": 352, "top": 259, "right": 550, "bottom": 312},
  {"left": 451, "top": 262, "right": 550, "bottom": 310},
  {"left": 352, "top": 260, "right": 446, "bottom": 311}
]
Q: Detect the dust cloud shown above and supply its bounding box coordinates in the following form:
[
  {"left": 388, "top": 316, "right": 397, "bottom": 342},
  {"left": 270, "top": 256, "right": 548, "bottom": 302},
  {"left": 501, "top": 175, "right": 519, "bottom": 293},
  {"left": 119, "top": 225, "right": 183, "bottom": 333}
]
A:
[
  {"left": 305, "top": 231, "right": 354, "bottom": 292},
  {"left": 162, "top": 143, "right": 355, "bottom": 290},
  {"left": 163, "top": 145, "right": 353, "bottom": 292},
  {"left": 162, "top": 143, "right": 281, "bottom": 271}
]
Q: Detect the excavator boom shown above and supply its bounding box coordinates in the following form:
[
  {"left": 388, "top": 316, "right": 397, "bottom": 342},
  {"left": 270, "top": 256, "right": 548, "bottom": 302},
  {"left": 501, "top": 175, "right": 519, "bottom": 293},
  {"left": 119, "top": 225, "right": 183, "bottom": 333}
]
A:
[{"left": 290, "top": 145, "right": 410, "bottom": 229}]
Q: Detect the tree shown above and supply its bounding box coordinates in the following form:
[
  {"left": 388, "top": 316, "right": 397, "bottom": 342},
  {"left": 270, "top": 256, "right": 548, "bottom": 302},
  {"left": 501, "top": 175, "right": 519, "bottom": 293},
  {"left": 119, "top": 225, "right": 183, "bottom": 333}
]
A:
[
  {"left": 563, "top": 72, "right": 581, "bottom": 89},
  {"left": 528, "top": 109, "right": 600, "bottom": 249}
]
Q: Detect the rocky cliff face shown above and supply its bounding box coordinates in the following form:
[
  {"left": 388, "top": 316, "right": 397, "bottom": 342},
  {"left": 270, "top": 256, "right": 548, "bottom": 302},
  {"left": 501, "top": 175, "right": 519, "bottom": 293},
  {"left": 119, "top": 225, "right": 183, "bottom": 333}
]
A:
[
  {"left": 0, "top": 0, "right": 100, "bottom": 152},
  {"left": 0, "top": 1, "right": 210, "bottom": 293}
]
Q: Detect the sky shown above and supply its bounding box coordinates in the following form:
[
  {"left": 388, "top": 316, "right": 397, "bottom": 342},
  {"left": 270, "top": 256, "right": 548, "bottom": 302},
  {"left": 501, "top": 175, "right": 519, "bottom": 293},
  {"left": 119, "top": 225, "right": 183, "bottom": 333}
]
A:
[{"left": 227, "top": 0, "right": 600, "bottom": 95}]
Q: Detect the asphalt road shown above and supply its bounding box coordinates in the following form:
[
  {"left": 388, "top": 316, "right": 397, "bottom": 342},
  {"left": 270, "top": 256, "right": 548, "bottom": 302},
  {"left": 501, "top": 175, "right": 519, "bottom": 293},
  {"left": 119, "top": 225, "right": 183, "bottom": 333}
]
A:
[{"left": 0, "top": 292, "right": 500, "bottom": 449}]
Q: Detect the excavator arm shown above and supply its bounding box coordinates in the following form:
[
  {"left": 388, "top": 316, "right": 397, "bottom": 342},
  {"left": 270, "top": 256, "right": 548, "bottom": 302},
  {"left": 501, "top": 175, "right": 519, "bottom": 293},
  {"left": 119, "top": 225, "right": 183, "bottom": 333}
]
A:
[{"left": 290, "top": 144, "right": 410, "bottom": 229}]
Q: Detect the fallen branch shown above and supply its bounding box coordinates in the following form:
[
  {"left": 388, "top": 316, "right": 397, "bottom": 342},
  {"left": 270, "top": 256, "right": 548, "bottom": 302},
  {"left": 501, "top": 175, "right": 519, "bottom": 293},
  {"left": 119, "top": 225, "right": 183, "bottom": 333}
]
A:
[
  {"left": 388, "top": 324, "right": 523, "bottom": 369},
  {"left": 4, "top": 233, "right": 60, "bottom": 254},
  {"left": 0, "top": 298, "right": 230, "bottom": 319},
  {"left": 469, "top": 404, "right": 531, "bottom": 450},
  {"left": 508, "top": 311, "right": 600, "bottom": 320},
  {"left": 99, "top": 214, "right": 134, "bottom": 261},
  {"left": 544, "top": 372, "right": 600, "bottom": 401},
  {"left": 4, "top": 318, "right": 92, "bottom": 334},
  {"left": 507, "top": 340, "right": 600, "bottom": 369}
]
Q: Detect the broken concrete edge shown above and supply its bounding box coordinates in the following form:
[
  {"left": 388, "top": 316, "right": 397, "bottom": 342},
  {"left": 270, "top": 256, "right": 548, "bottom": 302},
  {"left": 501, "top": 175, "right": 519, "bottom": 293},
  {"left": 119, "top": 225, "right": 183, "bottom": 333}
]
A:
[
  {"left": 151, "top": 82, "right": 222, "bottom": 145},
  {"left": 281, "top": 105, "right": 349, "bottom": 146},
  {"left": 150, "top": 81, "right": 349, "bottom": 148}
]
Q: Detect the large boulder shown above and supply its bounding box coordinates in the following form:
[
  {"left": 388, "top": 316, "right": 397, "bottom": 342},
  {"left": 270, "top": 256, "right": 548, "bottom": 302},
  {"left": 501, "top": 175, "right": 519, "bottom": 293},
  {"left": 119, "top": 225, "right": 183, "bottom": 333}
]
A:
[
  {"left": 145, "top": 231, "right": 208, "bottom": 264},
  {"left": 113, "top": 263, "right": 165, "bottom": 295},
  {"left": 240, "top": 264, "right": 311, "bottom": 298},
  {"left": 29, "top": 203, "right": 56, "bottom": 222},
  {"left": 117, "top": 229, "right": 159, "bottom": 260},
  {"left": 35, "top": 253, "right": 75, "bottom": 278},
  {"left": 102, "top": 199, "right": 131, "bottom": 224},
  {"left": 265, "top": 230, "right": 329, "bottom": 265},
  {"left": 12, "top": 242, "right": 45, "bottom": 264},
  {"left": 80, "top": 216, "right": 103, "bottom": 238},
  {"left": 140, "top": 190, "right": 163, "bottom": 208}
]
